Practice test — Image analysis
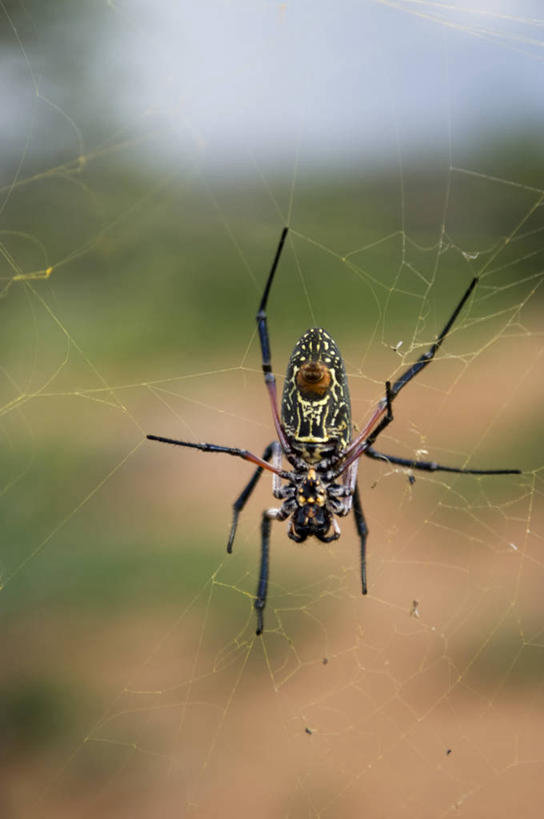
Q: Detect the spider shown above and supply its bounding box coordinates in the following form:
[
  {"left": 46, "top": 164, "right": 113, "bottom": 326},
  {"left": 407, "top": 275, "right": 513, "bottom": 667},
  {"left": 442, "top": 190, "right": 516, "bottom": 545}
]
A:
[{"left": 148, "top": 227, "right": 520, "bottom": 635}]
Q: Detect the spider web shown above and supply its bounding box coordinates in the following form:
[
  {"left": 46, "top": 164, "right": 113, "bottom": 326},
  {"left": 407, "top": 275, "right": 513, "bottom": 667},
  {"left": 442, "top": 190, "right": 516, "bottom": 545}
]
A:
[{"left": 1, "top": 1, "right": 543, "bottom": 817}]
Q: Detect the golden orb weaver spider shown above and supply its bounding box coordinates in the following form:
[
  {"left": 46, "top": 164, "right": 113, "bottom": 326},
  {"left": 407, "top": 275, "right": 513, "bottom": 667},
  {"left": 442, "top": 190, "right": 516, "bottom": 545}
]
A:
[{"left": 148, "top": 227, "right": 521, "bottom": 635}]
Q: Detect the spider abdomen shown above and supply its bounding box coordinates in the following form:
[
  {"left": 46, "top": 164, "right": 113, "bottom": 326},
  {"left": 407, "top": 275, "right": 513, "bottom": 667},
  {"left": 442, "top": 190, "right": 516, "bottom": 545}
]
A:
[{"left": 281, "top": 328, "right": 352, "bottom": 460}]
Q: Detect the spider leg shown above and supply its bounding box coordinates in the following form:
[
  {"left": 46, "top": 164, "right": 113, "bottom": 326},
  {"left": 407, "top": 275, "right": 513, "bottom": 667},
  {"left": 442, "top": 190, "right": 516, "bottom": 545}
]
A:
[
  {"left": 256, "top": 227, "right": 293, "bottom": 454},
  {"left": 340, "top": 277, "right": 479, "bottom": 464},
  {"left": 227, "top": 441, "right": 282, "bottom": 553},
  {"left": 254, "top": 512, "right": 272, "bottom": 635},
  {"left": 389, "top": 277, "right": 478, "bottom": 399},
  {"left": 333, "top": 382, "right": 393, "bottom": 478},
  {"left": 363, "top": 446, "right": 521, "bottom": 475},
  {"left": 364, "top": 380, "right": 393, "bottom": 449},
  {"left": 352, "top": 482, "right": 369, "bottom": 595},
  {"left": 146, "top": 435, "right": 290, "bottom": 478},
  {"left": 254, "top": 506, "right": 288, "bottom": 635}
]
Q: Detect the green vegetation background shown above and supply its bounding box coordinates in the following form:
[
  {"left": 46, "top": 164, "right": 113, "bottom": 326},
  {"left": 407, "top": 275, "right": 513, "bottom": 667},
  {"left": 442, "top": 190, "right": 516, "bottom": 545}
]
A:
[{"left": 1, "top": 1, "right": 543, "bottom": 806}]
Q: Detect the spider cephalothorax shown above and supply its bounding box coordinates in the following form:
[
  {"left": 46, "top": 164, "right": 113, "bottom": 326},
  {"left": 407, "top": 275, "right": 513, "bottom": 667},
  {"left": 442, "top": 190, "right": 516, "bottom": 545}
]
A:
[
  {"left": 148, "top": 226, "right": 521, "bottom": 635},
  {"left": 288, "top": 467, "right": 340, "bottom": 543}
]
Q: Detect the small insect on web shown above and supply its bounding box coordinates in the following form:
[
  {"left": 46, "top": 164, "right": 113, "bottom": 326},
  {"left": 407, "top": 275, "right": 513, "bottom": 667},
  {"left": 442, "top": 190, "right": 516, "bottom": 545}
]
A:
[{"left": 147, "top": 227, "right": 521, "bottom": 635}]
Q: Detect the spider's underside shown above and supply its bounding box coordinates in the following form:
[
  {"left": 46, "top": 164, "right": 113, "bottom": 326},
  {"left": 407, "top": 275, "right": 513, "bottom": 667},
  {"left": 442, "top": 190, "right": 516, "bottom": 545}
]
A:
[{"left": 148, "top": 227, "right": 521, "bottom": 635}]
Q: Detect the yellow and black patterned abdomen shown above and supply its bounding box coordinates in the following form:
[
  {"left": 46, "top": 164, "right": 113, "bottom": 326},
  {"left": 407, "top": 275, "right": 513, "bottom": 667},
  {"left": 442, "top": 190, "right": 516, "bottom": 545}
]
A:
[{"left": 281, "top": 328, "right": 352, "bottom": 461}]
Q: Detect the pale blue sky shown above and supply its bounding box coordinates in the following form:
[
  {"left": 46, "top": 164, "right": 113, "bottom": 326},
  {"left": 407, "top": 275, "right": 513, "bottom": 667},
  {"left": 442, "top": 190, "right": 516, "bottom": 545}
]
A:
[
  {"left": 103, "top": 0, "right": 544, "bottom": 169},
  {"left": 2, "top": 0, "right": 543, "bottom": 173}
]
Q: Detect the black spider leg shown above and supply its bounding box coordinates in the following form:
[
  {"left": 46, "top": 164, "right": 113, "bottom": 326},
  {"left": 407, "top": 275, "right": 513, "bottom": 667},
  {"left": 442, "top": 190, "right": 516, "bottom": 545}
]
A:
[
  {"left": 352, "top": 481, "right": 369, "bottom": 595},
  {"left": 364, "top": 380, "right": 393, "bottom": 450},
  {"left": 255, "top": 512, "right": 272, "bottom": 635},
  {"left": 363, "top": 446, "right": 521, "bottom": 476},
  {"left": 147, "top": 432, "right": 289, "bottom": 635},
  {"left": 360, "top": 280, "right": 521, "bottom": 476},
  {"left": 334, "top": 381, "right": 394, "bottom": 478},
  {"left": 389, "top": 276, "right": 479, "bottom": 400},
  {"left": 370, "top": 277, "right": 479, "bottom": 446},
  {"left": 227, "top": 442, "right": 280, "bottom": 553},
  {"left": 256, "top": 226, "right": 293, "bottom": 454},
  {"left": 255, "top": 500, "right": 293, "bottom": 635},
  {"left": 146, "top": 435, "right": 291, "bottom": 479},
  {"left": 337, "top": 277, "right": 480, "bottom": 475}
]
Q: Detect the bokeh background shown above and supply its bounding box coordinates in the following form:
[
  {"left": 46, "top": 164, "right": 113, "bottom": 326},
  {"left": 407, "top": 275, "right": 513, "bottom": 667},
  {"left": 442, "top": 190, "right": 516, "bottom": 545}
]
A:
[{"left": 1, "top": 1, "right": 543, "bottom": 817}]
